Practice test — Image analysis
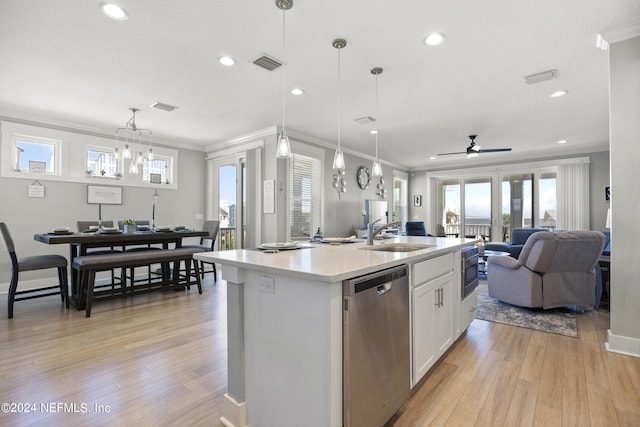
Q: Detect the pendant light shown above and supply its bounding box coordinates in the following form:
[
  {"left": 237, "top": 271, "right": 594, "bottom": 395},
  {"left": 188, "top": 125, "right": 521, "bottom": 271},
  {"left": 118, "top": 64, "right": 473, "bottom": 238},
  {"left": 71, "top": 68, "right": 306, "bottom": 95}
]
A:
[
  {"left": 275, "top": 0, "right": 293, "bottom": 158},
  {"left": 371, "top": 67, "right": 383, "bottom": 177},
  {"left": 332, "top": 38, "right": 347, "bottom": 170}
]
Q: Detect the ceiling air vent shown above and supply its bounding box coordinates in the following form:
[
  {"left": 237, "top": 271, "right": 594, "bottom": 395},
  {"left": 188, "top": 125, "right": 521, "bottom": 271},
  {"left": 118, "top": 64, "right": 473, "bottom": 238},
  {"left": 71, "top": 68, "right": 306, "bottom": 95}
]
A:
[
  {"left": 150, "top": 102, "right": 178, "bottom": 112},
  {"left": 253, "top": 55, "right": 282, "bottom": 71},
  {"left": 354, "top": 116, "right": 376, "bottom": 124}
]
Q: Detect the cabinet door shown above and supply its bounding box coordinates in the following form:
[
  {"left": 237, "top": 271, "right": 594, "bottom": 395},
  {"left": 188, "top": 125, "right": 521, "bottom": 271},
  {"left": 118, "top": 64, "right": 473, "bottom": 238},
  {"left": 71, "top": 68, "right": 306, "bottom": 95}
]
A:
[
  {"left": 460, "top": 287, "right": 478, "bottom": 331},
  {"left": 435, "top": 272, "right": 455, "bottom": 355},
  {"left": 412, "top": 282, "right": 438, "bottom": 384}
]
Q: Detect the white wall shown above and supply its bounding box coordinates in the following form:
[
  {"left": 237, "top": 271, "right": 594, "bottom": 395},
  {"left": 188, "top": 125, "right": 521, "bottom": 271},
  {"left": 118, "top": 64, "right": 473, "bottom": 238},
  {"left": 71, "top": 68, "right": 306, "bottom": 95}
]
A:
[{"left": 608, "top": 33, "right": 640, "bottom": 355}]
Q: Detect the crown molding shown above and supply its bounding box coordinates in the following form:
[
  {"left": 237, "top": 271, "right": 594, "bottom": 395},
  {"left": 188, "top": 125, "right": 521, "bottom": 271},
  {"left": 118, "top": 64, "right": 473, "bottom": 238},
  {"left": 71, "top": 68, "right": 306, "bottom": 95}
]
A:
[{"left": 598, "top": 20, "right": 640, "bottom": 46}]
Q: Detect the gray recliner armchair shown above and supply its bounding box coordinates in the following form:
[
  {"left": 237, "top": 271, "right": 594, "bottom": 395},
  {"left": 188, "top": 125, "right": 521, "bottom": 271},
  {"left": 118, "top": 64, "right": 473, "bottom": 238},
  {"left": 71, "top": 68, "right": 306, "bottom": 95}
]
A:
[{"left": 487, "top": 230, "right": 605, "bottom": 309}]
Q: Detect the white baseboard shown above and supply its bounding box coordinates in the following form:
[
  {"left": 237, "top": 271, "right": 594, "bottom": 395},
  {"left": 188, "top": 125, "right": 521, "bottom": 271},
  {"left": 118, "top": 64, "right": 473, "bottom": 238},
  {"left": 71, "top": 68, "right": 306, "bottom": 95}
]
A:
[
  {"left": 220, "top": 393, "right": 247, "bottom": 427},
  {"left": 606, "top": 329, "right": 640, "bottom": 358}
]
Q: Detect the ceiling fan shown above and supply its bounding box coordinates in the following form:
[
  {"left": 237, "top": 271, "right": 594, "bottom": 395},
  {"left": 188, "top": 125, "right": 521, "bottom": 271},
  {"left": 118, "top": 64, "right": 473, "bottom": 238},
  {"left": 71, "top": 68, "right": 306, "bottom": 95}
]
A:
[{"left": 438, "top": 135, "right": 512, "bottom": 158}]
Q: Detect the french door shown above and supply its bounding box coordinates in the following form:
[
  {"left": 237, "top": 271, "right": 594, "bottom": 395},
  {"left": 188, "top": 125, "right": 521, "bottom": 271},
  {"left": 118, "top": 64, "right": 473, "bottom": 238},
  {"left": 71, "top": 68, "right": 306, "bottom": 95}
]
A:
[{"left": 210, "top": 155, "right": 246, "bottom": 250}]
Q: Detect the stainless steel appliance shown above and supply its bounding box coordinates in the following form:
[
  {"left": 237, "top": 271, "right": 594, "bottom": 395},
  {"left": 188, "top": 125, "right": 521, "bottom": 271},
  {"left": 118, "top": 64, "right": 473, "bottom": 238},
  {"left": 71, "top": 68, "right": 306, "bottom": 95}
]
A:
[
  {"left": 343, "top": 265, "right": 409, "bottom": 427},
  {"left": 461, "top": 246, "right": 479, "bottom": 299}
]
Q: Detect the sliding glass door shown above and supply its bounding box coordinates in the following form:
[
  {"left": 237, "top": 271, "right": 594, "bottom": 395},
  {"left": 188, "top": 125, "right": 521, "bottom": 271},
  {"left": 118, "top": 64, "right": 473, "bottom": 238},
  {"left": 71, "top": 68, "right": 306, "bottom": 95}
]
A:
[{"left": 431, "top": 169, "right": 557, "bottom": 243}]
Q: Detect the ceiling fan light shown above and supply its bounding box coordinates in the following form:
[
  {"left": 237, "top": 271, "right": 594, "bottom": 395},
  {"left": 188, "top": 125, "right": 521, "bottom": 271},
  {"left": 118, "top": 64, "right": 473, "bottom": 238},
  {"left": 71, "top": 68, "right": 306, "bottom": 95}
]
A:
[{"left": 467, "top": 151, "right": 479, "bottom": 159}]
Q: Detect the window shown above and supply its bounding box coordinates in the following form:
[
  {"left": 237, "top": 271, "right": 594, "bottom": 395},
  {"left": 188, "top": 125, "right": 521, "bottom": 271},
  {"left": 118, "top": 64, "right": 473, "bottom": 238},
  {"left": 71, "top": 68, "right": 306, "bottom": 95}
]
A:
[
  {"left": 289, "top": 153, "right": 321, "bottom": 240},
  {"left": 15, "top": 137, "right": 59, "bottom": 174},
  {"left": 87, "top": 149, "right": 119, "bottom": 178},
  {"left": 143, "top": 157, "right": 170, "bottom": 184}
]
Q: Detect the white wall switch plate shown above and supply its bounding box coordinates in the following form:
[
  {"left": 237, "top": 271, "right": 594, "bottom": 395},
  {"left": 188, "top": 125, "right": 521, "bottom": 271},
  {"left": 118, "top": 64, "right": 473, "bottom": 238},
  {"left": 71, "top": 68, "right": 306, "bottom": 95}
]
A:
[{"left": 196, "top": 213, "right": 204, "bottom": 220}]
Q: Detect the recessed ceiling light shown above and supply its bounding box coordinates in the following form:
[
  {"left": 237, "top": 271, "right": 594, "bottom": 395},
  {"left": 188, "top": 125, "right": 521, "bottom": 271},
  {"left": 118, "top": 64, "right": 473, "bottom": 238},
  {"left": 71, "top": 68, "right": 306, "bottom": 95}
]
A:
[
  {"left": 424, "top": 33, "right": 445, "bottom": 46},
  {"left": 557, "top": 139, "right": 568, "bottom": 144},
  {"left": 550, "top": 90, "right": 568, "bottom": 98},
  {"left": 429, "top": 156, "right": 437, "bottom": 160},
  {"left": 370, "top": 130, "right": 378, "bottom": 135},
  {"left": 290, "top": 88, "right": 304, "bottom": 95},
  {"left": 99, "top": 2, "right": 129, "bottom": 21},
  {"left": 219, "top": 56, "right": 235, "bottom": 66}
]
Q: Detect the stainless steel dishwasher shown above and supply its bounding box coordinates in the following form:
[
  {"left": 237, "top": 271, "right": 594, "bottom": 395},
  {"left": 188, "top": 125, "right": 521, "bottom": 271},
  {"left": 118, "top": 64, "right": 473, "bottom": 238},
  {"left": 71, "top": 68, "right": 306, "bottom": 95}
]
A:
[{"left": 343, "top": 264, "right": 410, "bottom": 427}]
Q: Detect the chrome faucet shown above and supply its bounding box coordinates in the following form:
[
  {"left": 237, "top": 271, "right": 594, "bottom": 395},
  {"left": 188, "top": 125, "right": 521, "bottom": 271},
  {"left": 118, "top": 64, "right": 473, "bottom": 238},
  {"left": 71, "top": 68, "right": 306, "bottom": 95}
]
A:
[{"left": 367, "top": 219, "right": 401, "bottom": 245}]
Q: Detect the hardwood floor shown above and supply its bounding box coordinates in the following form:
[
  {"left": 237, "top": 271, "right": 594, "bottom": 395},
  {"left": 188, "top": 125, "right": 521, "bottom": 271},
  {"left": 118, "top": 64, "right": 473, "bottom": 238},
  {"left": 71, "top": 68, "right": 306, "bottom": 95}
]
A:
[{"left": 1, "top": 279, "right": 638, "bottom": 426}]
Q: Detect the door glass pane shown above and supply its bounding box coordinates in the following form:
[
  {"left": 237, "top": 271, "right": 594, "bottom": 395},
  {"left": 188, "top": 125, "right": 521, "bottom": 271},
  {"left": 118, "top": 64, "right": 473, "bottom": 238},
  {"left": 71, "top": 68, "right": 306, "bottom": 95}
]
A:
[
  {"left": 241, "top": 161, "right": 247, "bottom": 248},
  {"left": 219, "top": 164, "right": 236, "bottom": 250},
  {"left": 393, "top": 177, "right": 408, "bottom": 226},
  {"left": 436, "top": 179, "right": 460, "bottom": 237},
  {"left": 464, "top": 178, "right": 491, "bottom": 240},
  {"left": 501, "top": 174, "right": 533, "bottom": 242},
  {"left": 539, "top": 172, "right": 557, "bottom": 230}
]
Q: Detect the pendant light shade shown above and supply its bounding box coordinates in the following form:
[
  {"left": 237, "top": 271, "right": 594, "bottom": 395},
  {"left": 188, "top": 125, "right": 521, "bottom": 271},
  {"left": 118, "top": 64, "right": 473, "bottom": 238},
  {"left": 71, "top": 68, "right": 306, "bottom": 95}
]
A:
[
  {"left": 371, "top": 67, "right": 383, "bottom": 177},
  {"left": 277, "top": 130, "right": 292, "bottom": 158},
  {"left": 332, "top": 38, "right": 347, "bottom": 171},
  {"left": 276, "top": 0, "right": 293, "bottom": 158}
]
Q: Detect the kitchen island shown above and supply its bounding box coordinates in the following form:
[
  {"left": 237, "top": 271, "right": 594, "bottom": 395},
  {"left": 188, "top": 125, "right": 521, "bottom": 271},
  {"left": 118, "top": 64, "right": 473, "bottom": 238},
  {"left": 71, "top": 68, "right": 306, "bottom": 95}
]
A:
[{"left": 194, "top": 236, "right": 478, "bottom": 427}]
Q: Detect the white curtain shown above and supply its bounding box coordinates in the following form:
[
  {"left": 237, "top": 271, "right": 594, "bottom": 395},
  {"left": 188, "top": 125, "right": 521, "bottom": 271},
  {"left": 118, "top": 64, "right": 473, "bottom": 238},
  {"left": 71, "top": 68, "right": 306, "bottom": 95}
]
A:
[{"left": 557, "top": 161, "right": 590, "bottom": 230}]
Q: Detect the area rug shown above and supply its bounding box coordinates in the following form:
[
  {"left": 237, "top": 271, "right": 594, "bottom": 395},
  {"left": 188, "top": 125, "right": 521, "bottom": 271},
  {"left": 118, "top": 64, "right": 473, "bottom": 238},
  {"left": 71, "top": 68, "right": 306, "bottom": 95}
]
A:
[{"left": 475, "top": 283, "right": 578, "bottom": 337}]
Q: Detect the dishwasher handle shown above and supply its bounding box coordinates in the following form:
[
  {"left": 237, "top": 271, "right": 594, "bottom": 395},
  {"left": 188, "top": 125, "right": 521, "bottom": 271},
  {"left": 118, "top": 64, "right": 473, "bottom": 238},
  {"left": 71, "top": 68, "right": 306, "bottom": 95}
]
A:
[{"left": 377, "top": 283, "right": 392, "bottom": 295}]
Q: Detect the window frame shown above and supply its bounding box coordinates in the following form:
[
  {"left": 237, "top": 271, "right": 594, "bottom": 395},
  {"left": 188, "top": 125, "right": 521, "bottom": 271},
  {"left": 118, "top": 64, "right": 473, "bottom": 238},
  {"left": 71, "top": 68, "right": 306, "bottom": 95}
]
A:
[{"left": 286, "top": 140, "right": 324, "bottom": 241}]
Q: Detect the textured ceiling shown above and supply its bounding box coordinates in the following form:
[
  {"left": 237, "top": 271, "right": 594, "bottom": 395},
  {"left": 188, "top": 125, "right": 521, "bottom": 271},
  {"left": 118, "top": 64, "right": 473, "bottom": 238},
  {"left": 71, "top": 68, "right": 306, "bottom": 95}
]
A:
[{"left": 1, "top": 0, "right": 638, "bottom": 169}]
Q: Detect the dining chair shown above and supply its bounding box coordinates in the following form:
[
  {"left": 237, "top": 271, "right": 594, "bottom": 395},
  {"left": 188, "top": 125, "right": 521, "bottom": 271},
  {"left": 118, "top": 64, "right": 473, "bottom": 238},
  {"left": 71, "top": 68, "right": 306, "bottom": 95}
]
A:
[
  {"left": 76, "top": 220, "right": 124, "bottom": 290},
  {"left": 1, "top": 222, "right": 69, "bottom": 318},
  {"left": 117, "top": 220, "right": 163, "bottom": 286},
  {"left": 181, "top": 220, "right": 220, "bottom": 281}
]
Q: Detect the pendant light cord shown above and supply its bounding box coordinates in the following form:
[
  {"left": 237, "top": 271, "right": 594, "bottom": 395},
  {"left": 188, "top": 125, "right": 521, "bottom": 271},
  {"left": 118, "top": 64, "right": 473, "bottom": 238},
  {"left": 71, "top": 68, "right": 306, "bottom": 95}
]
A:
[
  {"left": 281, "top": 9, "right": 286, "bottom": 131},
  {"left": 337, "top": 47, "right": 342, "bottom": 150},
  {"left": 375, "top": 72, "right": 379, "bottom": 160}
]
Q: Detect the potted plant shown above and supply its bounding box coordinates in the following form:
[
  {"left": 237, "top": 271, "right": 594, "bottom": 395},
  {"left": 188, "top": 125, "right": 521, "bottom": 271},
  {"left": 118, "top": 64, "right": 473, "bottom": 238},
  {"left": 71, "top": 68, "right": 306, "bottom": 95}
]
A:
[{"left": 123, "top": 219, "right": 135, "bottom": 233}]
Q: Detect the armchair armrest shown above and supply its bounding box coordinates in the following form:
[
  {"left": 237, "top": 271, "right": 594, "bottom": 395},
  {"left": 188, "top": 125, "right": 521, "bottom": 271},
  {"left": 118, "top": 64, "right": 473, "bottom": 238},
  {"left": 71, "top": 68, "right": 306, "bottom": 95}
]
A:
[{"left": 489, "top": 255, "right": 519, "bottom": 269}]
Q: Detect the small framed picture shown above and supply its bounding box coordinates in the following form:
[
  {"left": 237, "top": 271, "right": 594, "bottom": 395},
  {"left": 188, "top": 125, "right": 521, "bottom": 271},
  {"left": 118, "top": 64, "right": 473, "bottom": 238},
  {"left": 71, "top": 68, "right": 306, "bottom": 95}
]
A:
[
  {"left": 414, "top": 195, "right": 422, "bottom": 207},
  {"left": 150, "top": 173, "right": 162, "bottom": 184}
]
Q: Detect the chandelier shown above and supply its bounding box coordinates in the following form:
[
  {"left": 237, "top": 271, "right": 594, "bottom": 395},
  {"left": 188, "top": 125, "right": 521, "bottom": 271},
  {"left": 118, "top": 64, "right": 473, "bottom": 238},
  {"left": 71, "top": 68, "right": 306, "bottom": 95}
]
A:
[{"left": 115, "top": 107, "right": 154, "bottom": 175}]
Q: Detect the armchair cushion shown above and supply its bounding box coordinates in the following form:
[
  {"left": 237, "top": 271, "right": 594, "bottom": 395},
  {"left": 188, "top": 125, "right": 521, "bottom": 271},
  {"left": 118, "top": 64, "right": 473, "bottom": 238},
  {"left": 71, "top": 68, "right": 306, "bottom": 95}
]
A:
[{"left": 488, "top": 230, "right": 605, "bottom": 309}]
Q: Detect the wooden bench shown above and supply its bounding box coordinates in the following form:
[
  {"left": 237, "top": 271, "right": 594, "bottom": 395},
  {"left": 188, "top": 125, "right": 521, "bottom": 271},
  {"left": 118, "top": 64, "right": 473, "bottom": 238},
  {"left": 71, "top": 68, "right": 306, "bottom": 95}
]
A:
[{"left": 72, "top": 247, "right": 204, "bottom": 317}]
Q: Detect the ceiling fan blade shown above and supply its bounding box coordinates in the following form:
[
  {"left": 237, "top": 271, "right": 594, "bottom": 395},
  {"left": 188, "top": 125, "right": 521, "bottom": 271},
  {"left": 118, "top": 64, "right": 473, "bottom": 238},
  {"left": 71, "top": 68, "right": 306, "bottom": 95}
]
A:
[
  {"left": 437, "top": 151, "right": 466, "bottom": 156},
  {"left": 478, "top": 148, "right": 512, "bottom": 153}
]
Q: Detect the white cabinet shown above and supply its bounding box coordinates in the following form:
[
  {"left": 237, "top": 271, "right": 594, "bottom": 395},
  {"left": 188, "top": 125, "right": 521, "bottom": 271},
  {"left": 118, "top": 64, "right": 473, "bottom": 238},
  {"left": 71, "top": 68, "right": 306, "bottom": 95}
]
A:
[
  {"left": 460, "top": 288, "right": 478, "bottom": 332},
  {"left": 411, "top": 254, "right": 455, "bottom": 386}
]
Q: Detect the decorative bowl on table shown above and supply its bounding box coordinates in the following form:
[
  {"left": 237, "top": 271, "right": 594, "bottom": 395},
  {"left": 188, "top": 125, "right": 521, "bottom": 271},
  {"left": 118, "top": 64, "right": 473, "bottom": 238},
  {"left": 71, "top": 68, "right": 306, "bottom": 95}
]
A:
[{"left": 155, "top": 226, "right": 171, "bottom": 232}]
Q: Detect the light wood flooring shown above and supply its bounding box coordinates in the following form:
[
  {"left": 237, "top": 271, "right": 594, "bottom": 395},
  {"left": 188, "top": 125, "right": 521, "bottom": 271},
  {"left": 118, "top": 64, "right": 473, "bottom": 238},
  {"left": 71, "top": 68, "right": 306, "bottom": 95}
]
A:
[{"left": 1, "top": 278, "right": 638, "bottom": 427}]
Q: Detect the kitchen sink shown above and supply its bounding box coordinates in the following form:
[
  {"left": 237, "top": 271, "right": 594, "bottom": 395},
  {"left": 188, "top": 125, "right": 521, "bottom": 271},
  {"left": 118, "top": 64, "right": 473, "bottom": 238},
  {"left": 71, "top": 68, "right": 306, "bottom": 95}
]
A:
[{"left": 360, "top": 243, "right": 436, "bottom": 252}]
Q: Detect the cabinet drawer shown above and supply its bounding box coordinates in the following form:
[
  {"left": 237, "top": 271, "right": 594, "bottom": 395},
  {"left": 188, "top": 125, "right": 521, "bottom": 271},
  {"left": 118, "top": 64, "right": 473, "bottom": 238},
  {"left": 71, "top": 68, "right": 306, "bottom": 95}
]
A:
[{"left": 412, "top": 253, "right": 454, "bottom": 287}]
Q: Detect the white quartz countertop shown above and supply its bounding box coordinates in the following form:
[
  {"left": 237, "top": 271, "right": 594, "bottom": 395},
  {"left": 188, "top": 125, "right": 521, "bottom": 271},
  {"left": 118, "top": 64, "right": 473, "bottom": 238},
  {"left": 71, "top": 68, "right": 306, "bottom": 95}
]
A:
[{"left": 194, "top": 236, "right": 478, "bottom": 283}]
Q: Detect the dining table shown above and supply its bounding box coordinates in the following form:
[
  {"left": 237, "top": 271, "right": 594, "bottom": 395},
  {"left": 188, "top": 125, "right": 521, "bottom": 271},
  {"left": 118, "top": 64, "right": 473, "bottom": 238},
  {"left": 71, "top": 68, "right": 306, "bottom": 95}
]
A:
[{"left": 34, "top": 229, "right": 208, "bottom": 309}]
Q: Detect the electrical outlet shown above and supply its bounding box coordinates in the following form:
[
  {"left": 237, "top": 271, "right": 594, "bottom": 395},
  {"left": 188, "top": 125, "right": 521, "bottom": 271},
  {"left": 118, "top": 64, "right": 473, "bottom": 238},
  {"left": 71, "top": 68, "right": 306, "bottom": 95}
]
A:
[{"left": 259, "top": 276, "right": 275, "bottom": 294}]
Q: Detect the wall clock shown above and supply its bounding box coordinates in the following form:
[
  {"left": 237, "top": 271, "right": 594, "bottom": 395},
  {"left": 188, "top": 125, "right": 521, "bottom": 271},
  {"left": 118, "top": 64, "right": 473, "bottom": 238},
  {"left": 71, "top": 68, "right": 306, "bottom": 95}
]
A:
[{"left": 357, "top": 166, "right": 371, "bottom": 190}]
